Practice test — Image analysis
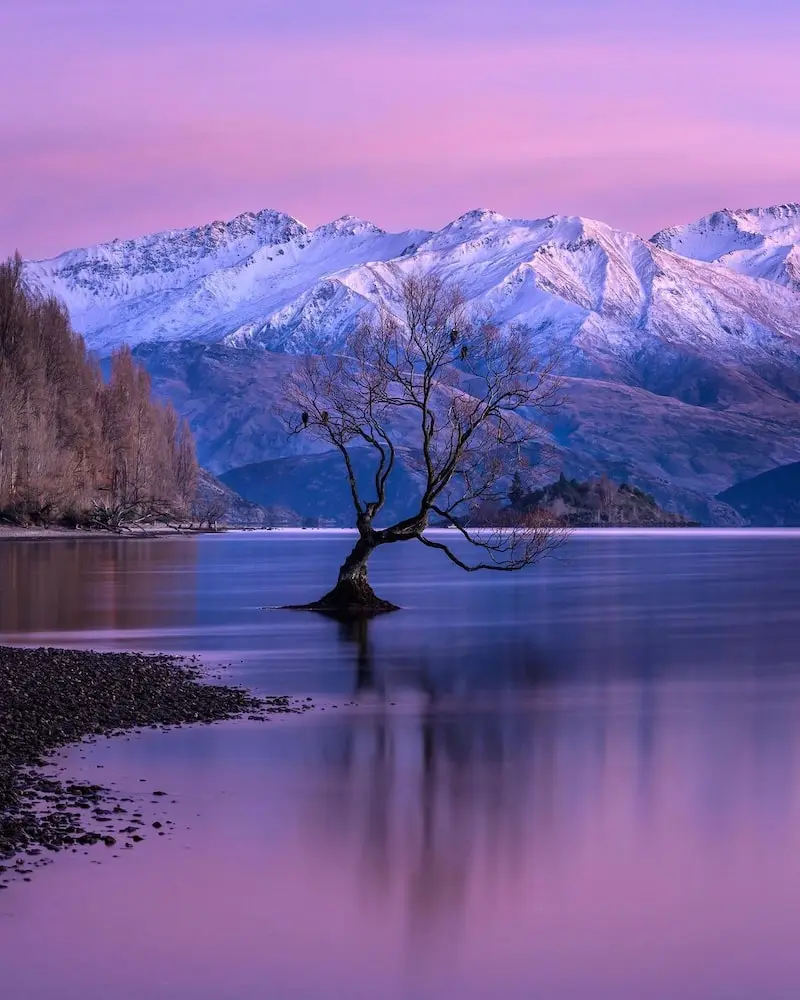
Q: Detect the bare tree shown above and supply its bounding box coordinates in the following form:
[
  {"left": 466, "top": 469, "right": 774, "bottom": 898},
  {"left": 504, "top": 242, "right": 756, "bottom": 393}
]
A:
[
  {"left": 192, "top": 495, "right": 229, "bottom": 531},
  {"left": 596, "top": 474, "right": 616, "bottom": 525},
  {"left": 283, "top": 272, "right": 568, "bottom": 613}
]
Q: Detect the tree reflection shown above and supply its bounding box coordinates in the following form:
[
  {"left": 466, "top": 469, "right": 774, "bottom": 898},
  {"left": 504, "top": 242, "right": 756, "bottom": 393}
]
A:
[
  {"left": 301, "top": 613, "right": 800, "bottom": 951},
  {"left": 311, "top": 616, "right": 562, "bottom": 943},
  {"left": 335, "top": 616, "right": 383, "bottom": 697},
  {"left": 0, "top": 538, "right": 199, "bottom": 637}
]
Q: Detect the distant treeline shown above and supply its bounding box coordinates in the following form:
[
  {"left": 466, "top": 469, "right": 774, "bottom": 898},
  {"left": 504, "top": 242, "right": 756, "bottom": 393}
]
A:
[
  {"left": 510, "top": 474, "right": 696, "bottom": 526},
  {"left": 0, "top": 254, "right": 197, "bottom": 528}
]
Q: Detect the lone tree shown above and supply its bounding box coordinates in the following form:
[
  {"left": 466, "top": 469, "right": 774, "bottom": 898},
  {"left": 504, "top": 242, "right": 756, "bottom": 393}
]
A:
[{"left": 283, "top": 273, "right": 567, "bottom": 614}]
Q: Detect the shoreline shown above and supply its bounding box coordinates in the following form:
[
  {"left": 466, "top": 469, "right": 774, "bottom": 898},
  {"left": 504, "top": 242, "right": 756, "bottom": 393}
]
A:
[
  {"left": 0, "top": 524, "right": 222, "bottom": 541},
  {"left": 3, "top": 524, "right": 796, "bottom": 541},
  {"left": 0, "top": 644, "right": 309, "bottom": 889}
]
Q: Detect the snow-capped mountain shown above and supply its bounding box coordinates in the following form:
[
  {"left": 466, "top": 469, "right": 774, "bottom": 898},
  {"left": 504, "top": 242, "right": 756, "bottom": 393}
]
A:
[
  {"left": 26, "top": 205, "right": 800, "bottom": 375},
  {"left": 652, "top": 203, "right": 800, "bottom": 292},
  {"left": 26, "top": 211, "right": 430, "bottom": 353},
  {"left": 23, "top": 203, "right": 800, "bottom": 522}
]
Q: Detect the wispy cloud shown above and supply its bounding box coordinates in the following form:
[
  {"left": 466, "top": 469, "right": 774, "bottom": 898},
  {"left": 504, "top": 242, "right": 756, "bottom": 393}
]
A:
[{"left": 2, "top": 3, "right": 798, "bottom": 256}]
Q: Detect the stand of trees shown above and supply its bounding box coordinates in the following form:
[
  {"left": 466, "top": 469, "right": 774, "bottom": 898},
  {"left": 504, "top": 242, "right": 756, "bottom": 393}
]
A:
[
  {"left": 470, "top": 473, "right": 697, "bottom": 527},
  {"left": 0, "top": 254, "right": 197, "bottom": 529}
]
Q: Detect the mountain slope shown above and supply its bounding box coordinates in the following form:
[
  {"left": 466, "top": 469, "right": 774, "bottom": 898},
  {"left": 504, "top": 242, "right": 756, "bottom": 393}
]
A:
[
  {"left": 716, "top": 462, "right": 800, "bottom": 526},
  {"left": 25, "top": 207, "right": 800, "bottom": 390},
  {"left": 194, "top": 468, "right": 300, "bottom": 527},
  {"left": 652, "top": 203, "right": 800, "bottom": 292},
  {"left": 136, "top": 341, "right": 784, "bottom": 524},
  {"left": 220, "top": 450, "right": 424, "bottom": 528}
]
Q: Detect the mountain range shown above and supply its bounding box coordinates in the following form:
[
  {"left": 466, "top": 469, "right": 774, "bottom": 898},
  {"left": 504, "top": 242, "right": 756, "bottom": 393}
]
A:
[{"left": 23, "top": 202, "right": 800, "bottom": 524}]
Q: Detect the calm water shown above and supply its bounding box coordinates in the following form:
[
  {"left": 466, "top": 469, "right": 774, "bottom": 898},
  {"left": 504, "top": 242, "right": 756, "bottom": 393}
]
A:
[{"left": 2, "top": 530, "right": 800, "bottom": 999}]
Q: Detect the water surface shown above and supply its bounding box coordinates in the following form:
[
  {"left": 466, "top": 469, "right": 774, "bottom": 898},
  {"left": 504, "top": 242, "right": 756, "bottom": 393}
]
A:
[{"left": 2, "top": 531, "right": 800, "bottom": 999}]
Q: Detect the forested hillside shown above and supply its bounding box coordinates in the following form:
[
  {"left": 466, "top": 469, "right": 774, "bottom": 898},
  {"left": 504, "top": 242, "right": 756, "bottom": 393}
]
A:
[{"left": 0, "top": 254, "right": 197, "bottom": 528}]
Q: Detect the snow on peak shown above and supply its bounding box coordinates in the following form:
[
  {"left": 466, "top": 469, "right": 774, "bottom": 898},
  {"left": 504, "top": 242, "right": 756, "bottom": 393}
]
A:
[
  {"left": 22, "top": 202, "right": 800, "bottom": 363},
  {"left": 459, "top": 208, "right": 506, "bottom": 223},
  {"left": 26, "top": 207, "right": 308, "bottom": 292},
  {"left": 729, "top": 202, "right": 800, "bottom": 230},
  {"left": 651, "top": 201, "right": 800, "bottom": 289},
  {"left": 312, "top": 215, "right": 385, "bottom": 240},
  {"left": 224, "top": 207, "right": 307, "bottom": 239},
  {"left": 444, "top": 208, "right": 507, "bottom": 231}
]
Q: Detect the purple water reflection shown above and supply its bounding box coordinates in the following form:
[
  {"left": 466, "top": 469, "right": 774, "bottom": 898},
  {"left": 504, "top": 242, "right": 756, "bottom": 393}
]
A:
[{"left": 2, "top": 532, "right": 800, "bottom": 998}]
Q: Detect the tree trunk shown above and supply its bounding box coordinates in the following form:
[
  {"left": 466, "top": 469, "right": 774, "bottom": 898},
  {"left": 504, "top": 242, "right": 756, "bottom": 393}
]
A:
[{"left": 287, "top": 529, "right": 399, "bottom": 615}]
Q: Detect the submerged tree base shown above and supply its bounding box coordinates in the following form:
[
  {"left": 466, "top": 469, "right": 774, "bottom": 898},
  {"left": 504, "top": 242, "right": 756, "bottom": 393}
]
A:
[{"left": 284, "top": 577, "right": 400, "bottom": 618}]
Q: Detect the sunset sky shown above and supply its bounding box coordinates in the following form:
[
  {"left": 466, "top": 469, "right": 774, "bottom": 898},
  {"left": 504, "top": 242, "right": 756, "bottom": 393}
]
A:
[{"left": 2, "top": 0, "right": 798, "bottom": 258}]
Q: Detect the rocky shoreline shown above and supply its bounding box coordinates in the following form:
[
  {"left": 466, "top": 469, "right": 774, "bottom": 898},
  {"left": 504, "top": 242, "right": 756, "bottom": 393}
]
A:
[{"left": 0, "top": 645, "right": 304, "bottom": 888}]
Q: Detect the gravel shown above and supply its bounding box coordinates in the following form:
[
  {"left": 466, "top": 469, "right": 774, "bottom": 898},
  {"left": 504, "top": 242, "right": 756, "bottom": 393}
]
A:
[{"left": 0, "top": 645, "right": 302, "bottom": 883}]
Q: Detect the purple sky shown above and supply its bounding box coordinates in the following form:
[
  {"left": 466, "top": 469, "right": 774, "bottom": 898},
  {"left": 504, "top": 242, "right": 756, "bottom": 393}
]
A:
[{"left": 2, "top": 0, "right": 799, "bottom": 258}]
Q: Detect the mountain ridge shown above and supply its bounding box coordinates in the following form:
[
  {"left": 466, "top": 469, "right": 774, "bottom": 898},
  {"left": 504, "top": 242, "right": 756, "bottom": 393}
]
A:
[
  {"left": 24, "top": 203, "right": 800, "bottom": 363},
  {"left": 652, "top": 202, "right": 800, "bottom": 291},
  {"left": 22, "top": 201, "right": 800, "bottom": 525}
]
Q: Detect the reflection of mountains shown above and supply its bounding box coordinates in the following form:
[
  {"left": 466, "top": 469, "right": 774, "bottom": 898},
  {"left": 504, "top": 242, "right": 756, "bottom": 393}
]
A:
[
  {"left": 0, "top": 538, "right": 199, "bottom": 635},
  {"left": 307, "top": 617, "right": 800, "bottom": 944}
]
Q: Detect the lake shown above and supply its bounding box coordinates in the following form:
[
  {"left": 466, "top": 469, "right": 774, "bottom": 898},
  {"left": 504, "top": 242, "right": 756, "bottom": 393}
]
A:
[{"left": 2, "top": 530, "right": 800, "bottom": 999}]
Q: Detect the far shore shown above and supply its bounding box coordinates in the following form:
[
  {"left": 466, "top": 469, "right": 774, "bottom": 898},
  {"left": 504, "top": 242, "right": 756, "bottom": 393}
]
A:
[
  {"left": 0, "top": 524, "right": 221, "bottom": 542},
  {"left": 1, "top": 523, "right": 796, "bottom": 542}
]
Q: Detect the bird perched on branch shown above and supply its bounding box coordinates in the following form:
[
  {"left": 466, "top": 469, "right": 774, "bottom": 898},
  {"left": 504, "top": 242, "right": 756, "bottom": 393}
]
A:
[{"left": 301, "top": 411, "right": 309, "bottom": 427}]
